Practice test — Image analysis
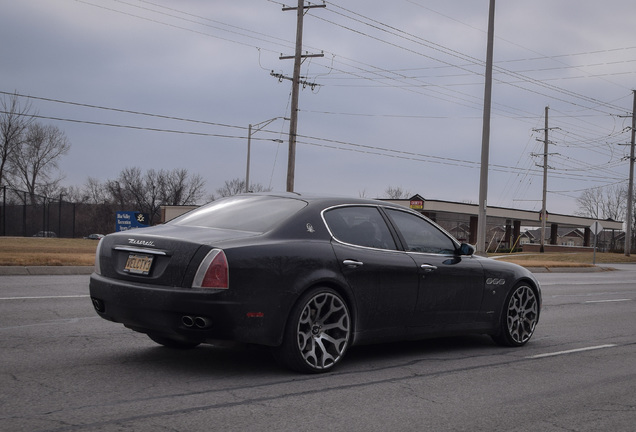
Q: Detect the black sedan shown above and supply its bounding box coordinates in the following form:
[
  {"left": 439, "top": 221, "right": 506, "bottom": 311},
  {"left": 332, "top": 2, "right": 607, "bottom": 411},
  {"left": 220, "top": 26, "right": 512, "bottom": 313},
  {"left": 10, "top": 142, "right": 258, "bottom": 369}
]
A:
[{"left": 90, "top": 193, "right": 541, "bottom": 373}]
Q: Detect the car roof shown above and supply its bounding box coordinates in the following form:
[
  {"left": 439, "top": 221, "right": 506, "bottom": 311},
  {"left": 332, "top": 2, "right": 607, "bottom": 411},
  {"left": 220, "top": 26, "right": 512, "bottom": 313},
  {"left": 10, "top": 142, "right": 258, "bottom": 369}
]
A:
[{"left": 244, "top": 191, "right": 406, "bottom": 209}]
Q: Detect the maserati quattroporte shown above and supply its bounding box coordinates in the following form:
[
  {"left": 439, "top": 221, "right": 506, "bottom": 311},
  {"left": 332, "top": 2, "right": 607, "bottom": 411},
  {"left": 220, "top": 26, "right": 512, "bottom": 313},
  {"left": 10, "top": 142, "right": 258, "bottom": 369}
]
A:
[{"left": 90, "top": 193, "right": 541, "bottom": 373}]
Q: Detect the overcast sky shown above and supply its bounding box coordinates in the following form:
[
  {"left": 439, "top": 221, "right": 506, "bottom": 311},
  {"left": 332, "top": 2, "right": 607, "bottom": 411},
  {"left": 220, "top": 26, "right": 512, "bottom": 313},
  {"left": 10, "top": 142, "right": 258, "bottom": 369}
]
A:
[{"left": 2, "top": 0, "right": 635, "bottom": 217}]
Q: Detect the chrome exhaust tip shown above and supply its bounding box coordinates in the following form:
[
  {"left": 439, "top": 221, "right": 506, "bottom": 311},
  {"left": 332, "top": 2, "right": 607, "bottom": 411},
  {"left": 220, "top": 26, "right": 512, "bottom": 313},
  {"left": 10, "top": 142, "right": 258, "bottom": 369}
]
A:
[
  {"left": 182, "top": 315, "right": 195, "bottom": 327},
  {"left": 91, "top": 297, "right": 105, "bottom": 313},
  {"left": 194, "top": 317, "right": 211, "bottom": 329}
]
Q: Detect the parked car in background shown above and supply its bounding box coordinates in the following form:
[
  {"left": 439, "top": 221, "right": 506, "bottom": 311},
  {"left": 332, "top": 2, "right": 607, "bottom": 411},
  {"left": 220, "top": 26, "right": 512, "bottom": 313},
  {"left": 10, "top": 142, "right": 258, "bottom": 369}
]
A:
[
  {"left": 84, "top": 234, "right": 105, "bottom": 240},
  {"left": 33, "top": 231, "right": 57, "bottom": 237},
  {"left": 90, "top": 193, "right": 541, "bottom": 373}
]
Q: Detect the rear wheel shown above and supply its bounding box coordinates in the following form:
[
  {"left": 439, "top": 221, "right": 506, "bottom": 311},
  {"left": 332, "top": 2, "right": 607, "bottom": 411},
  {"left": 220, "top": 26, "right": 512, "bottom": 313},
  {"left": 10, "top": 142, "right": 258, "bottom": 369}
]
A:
[
  {"left": 274, "top": 287, "right": 351, "bottom": 373},
  {"left": 147, "top": 334, "right": 200, "bottom": 349},
  {"left": 492, "top": 284, "right": 539, "bottom": 347}
]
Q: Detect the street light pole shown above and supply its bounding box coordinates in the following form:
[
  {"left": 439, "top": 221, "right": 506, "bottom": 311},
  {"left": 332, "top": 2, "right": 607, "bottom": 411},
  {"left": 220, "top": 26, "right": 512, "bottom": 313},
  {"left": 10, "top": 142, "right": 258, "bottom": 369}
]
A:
[
  {"left": 476, "top": 0, "right": 496, "bottom": 255},
  {"left": 245, "top": 117, "right": 289, "bottom": 193}
]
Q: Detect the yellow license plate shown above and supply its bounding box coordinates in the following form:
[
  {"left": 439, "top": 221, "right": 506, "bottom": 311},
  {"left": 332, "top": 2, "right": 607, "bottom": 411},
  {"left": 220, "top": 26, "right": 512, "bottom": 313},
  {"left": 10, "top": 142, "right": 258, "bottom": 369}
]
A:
[{"left": 124, "top": 254, "right": 154, "bottom": 275}]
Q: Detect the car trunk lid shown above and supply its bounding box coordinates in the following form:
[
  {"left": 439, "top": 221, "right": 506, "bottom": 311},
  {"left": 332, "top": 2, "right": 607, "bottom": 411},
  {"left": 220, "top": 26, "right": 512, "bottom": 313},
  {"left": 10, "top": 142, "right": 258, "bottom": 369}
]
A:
[{"left": 97, "top": 225, "right": 258, "bottom": 287}]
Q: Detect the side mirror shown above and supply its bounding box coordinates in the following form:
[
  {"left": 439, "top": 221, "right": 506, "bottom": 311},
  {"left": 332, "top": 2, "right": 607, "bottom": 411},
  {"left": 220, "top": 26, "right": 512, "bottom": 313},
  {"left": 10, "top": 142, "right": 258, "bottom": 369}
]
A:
[{"left": 458, "top": 243, "right": 475, "bottom": 256}]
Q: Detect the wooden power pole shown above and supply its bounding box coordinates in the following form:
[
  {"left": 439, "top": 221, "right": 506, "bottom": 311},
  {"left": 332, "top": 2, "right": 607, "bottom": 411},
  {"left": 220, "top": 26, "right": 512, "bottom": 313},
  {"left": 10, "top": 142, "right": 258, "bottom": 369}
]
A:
[{"left": 281, "top": 0, "right": 325, "bottom": 193}]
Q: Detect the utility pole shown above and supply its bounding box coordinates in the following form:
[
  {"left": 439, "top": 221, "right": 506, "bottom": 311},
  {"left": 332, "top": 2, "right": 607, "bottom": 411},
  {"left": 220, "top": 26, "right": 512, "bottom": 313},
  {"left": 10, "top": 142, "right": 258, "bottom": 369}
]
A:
[
  {"left": 476, "top": 0, "right": 495, "bottom": 255},
  {"left": 280, "top": 0, "right": 325, "bottom": 192},
  {"left": 626, "top": 90, "right": 636, "bottom": 256},
  {"left": 531, "top": 107, "right": 557, "bottom": 253},
  {"left": 530, "top": 107, "right": 559, "bottom": 253},
  {"left": 540, "top": 106, "right": 549, "bottom": 253}
]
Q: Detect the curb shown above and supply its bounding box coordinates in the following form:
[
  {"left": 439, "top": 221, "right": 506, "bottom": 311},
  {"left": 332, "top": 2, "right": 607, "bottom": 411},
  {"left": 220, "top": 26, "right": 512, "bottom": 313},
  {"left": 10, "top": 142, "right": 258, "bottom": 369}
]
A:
[
  {"left": 0, "top": 266, "right": 94, "bottom": 276},
  {"left": 525, "top": 266, "right": 615, "bottom": 273}
]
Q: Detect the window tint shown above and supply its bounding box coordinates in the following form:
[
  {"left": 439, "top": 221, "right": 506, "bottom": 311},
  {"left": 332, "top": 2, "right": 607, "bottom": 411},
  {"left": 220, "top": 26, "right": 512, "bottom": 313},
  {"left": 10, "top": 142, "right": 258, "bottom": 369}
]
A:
[
  {"left": 170, "top": 195, "right": 306, "bottom": 233},
  {"left": 385, "top": 208, "right": 456, "bottom": 254},
  {"left": 324, "top": 206, "right": 397, "bottom": 250}
]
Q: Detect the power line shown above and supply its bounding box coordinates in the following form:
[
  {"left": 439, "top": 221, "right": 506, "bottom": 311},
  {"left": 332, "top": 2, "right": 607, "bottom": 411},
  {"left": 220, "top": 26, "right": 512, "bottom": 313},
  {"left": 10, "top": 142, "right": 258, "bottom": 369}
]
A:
[
  {"left": 0, "top": 110, "right": 251, "bottom": 140},
  {"left": 0, "top": 91, "right": 248, "bottom": 132},
  {"left": 5, "top": 88, "right": 628, "bottom": 186},
  {"left": 320, "top": 2, "right": 629, "bottom": 113},
  {"left": 74, "top": 0, "right": 631, "bottom": 124}
]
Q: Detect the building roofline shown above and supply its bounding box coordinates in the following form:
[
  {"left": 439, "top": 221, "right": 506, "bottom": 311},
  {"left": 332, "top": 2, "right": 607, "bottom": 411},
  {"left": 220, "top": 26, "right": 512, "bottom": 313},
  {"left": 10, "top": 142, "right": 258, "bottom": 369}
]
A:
[{"left": 379, "top": 197, "right": 623, "bottom": 230}]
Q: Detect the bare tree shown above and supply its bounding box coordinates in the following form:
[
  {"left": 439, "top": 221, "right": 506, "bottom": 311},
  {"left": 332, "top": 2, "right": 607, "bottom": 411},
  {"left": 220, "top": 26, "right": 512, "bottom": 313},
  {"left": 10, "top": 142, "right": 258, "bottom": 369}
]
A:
[
  {"left": 576, "top": 188, "right": 602, "bottom": 219},
  {"left": 215, "top": 178, "right": 271, "bottom": 198},
  {"left": 384, "top": 186, "right": 411, "bottom": 199},
  {"left": 577, "top": 185, "right": 629, "bottom": 252},
  {"left": 161, "top": 168, "right": 205, "bottom": 205},
  {"left": 0, "top": 92, "right": 34, "bottom": 186},
  {"left": 9, "top": 122, "right": 70, "bottom": 204},
  {"left": 106, "top": 167, "right": 159, "bottom": 224},
  {"left": 105, "top": 167, "right": 207, "bottom": 224},
  {"left": 66, "top": 177, "right": 114, "bottom": 236},
  {"left": 602, "top": 185, "right": 627, "bottom": 222},
  {"left": 576, "top": 185, "right": 626, "bottom": 221},
  {"left": 84, "top": 177, "right": 109, "bottom": 204}
]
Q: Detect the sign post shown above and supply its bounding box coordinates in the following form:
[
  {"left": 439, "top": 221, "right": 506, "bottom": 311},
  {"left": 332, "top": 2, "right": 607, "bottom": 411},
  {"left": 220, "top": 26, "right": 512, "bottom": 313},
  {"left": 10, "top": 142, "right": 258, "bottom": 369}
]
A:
[{"left": 589, "top": 221, "right": 603, "bottom": 265}]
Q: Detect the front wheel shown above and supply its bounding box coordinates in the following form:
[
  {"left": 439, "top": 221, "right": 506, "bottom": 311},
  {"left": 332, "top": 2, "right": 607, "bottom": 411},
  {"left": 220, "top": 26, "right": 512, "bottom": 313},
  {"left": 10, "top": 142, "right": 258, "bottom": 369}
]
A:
[
  {"left": 491, "top": 284, "right": 539, "bottom": 347},
  {"left": 273, "top": 288, "right": 352, "bottom": 373}
]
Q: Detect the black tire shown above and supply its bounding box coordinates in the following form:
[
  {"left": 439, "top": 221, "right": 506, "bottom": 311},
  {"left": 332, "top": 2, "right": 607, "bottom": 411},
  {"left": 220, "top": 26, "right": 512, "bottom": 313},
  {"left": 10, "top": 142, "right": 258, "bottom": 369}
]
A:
[
  {"left": 273, "top": 287, "right": 352, "bottom": 373},
  {"left": 492, "top": 284, "right": 539, "bottom": 347},
  {"left": 147, "top": 334, "right": 200, "bottom": 349}
]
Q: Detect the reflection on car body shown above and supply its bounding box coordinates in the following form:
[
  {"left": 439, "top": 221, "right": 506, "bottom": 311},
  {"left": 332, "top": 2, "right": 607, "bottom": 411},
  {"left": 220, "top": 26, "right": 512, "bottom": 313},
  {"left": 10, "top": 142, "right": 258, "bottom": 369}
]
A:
[{"left": 90, "top": 193, "right": 541, "bottom": 373}]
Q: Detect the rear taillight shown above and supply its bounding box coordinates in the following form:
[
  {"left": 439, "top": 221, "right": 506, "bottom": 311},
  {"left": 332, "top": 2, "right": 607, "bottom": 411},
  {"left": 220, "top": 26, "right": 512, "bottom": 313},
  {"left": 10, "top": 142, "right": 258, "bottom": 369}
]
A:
[
  {"left": 94, "top": 238, "right": 103, "bottom": 275},
  {"left": 192, "top": 249, "right": 229, "bottom": 289}
]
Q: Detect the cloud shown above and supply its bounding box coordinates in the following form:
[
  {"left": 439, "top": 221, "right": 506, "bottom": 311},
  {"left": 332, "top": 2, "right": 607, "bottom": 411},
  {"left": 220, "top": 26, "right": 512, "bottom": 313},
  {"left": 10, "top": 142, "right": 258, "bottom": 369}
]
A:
[{"left": 2, "top": 0, "right": 634, "bottom": 218}]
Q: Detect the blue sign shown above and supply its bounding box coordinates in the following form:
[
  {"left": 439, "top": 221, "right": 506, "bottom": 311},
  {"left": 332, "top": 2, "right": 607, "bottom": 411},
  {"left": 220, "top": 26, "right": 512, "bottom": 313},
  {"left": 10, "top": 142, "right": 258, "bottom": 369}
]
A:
[{"left": 116, "top": 211, "right": 150, "bottom": 232}]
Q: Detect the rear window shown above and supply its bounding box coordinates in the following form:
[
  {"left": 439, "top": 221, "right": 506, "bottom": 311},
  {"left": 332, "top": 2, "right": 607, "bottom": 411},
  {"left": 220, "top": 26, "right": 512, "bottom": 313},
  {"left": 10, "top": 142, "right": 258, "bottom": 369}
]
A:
[{"left": 169, "top": 195, "right": 307, "bottom": 233}]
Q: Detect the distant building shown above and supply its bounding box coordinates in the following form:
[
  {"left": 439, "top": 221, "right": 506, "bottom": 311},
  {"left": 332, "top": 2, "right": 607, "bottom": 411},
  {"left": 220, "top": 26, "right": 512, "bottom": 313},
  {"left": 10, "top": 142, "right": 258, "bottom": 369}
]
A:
[{"left": 523, "top": 227, "right": 585, "bottom": 247}]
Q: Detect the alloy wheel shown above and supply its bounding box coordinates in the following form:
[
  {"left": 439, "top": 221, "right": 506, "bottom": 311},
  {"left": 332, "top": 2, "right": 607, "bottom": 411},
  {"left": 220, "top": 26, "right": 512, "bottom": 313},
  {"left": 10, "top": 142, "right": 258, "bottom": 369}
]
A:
[
  {"left": 506, "top": 285, "right": 538, "bottom": 344},
  {"left": 296, "top": 291, "right": 351, "bottom": 370}
]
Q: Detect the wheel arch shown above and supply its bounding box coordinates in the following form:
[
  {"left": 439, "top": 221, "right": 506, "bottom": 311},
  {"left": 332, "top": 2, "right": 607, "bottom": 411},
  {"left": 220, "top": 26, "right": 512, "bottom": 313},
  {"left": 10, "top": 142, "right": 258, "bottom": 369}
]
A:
[
  {"left": 272, "top": 279, "right": 356, "bottom": 373},
  {"left": 284, "top": 276, "right": 358, "bottom": 342}
]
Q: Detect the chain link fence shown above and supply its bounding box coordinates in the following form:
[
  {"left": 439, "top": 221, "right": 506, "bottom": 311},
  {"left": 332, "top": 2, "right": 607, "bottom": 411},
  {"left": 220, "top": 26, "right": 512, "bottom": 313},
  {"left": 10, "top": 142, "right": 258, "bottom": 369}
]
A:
[{"left": 1, "top": 186, "right": 119, "bottom": 238}]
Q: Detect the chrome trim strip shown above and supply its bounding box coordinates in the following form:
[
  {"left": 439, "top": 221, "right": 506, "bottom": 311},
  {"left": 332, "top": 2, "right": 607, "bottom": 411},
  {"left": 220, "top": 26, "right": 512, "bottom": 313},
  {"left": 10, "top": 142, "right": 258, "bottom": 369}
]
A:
[{"left": 114, "top": 246, "right": 167, "bottom": 256}]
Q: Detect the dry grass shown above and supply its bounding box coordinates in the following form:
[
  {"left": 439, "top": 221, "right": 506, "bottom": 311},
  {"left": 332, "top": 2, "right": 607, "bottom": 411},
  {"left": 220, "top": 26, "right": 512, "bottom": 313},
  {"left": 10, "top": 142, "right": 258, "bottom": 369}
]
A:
[
  {"left": 0, "top": 237, "right": 98, "bottom": 266},
  {"left": 1, "top": 237, "right": 635, "bottom": 268}
]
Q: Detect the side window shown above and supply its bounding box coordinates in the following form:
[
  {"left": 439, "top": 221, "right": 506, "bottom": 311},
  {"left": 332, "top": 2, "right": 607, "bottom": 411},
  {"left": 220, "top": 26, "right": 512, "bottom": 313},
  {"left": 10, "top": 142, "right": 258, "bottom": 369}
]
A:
[
  {"left": 324, "top": 206, "right": 397, "bottom": 250},
  {"left": 385, "top": 208, "right": 456, "bottom": 254}
]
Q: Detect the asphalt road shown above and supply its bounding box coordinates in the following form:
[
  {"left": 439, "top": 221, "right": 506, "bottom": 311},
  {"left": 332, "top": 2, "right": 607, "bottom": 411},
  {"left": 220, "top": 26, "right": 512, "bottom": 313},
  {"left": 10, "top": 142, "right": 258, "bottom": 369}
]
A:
[{"left": 1, "top": 267, "right": 635, "bottom": 432}]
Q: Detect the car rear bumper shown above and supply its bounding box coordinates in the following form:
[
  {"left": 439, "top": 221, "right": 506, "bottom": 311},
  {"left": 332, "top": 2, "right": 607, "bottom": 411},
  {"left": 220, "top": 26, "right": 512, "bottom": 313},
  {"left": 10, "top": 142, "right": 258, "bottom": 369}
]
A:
[{"left": 89, "top": 273, "right": 283, "bottom": 346}]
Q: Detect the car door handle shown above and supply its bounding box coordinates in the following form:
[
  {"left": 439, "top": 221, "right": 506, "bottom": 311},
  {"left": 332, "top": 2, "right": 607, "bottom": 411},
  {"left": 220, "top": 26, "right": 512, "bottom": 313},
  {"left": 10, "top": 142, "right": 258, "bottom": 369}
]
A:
[
  {"left": 343, "top": 259, "right": 364, "bottom": 267},
  {"left": 420, "top": 264, "right": 438, "bottom": 273}
]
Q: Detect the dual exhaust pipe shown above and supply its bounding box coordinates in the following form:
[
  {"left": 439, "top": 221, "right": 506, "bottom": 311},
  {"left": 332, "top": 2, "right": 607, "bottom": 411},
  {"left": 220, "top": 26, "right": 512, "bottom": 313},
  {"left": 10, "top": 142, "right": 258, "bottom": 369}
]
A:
[{"left": 182, "top": 315, "right": 211, "bottom": 329}]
